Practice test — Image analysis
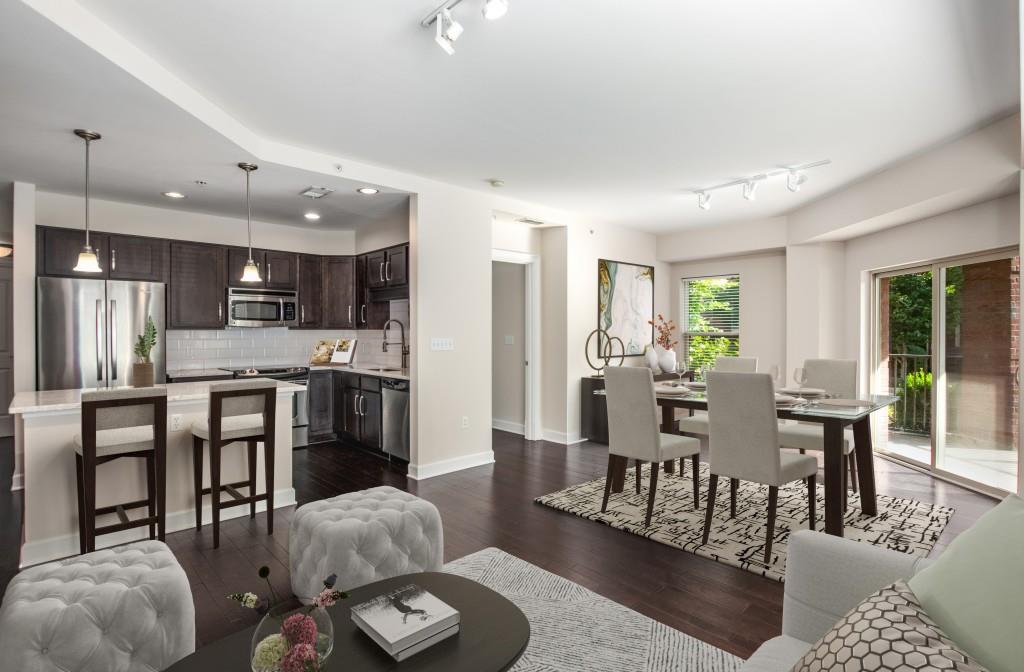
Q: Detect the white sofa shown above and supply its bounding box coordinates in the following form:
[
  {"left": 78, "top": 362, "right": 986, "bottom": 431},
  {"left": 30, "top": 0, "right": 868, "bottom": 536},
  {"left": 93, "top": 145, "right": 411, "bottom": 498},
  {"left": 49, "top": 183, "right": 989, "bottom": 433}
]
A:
[{"left": 740, "top": 530, "right": 931, "bottom": 671}]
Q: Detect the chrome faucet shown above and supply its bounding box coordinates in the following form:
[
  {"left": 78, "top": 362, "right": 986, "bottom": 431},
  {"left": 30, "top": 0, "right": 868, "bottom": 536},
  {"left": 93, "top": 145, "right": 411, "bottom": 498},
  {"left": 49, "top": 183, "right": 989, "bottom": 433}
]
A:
[{"left": 382, "top": 318, "right": 409, "bottom": 371}]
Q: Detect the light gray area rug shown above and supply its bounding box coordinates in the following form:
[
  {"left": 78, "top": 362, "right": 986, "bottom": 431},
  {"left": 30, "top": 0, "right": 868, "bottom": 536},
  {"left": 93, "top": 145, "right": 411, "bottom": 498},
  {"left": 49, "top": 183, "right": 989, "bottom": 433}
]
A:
[
  {"left": 444, "top": 547, "right": 741, "bottom": 672},
  {"left": 535, "top": 461, "right": 953, "bottom": 582}
]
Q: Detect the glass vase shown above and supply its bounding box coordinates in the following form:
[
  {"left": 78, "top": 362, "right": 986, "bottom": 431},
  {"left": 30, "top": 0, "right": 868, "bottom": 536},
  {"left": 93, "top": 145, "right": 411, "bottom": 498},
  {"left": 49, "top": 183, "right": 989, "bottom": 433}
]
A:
[{"left": 250, "top": 603, "right": 334, "bottom": 672}]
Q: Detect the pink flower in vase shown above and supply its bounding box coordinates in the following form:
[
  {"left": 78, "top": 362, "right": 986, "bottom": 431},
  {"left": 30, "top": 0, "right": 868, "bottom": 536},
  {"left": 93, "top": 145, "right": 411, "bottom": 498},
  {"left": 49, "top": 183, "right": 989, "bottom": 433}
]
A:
[
  {"left": 281, "top": 642, "right": 319, "bottom": 672},
  {"left": 282, "top": 613, "right": 317, "bottom": 647}
]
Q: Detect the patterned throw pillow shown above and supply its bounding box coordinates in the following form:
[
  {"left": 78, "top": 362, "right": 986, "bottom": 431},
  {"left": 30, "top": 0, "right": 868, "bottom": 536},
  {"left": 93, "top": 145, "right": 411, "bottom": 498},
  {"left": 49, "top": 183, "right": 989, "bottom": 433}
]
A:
[{"left": 791, "top": 580, "right": 986, "bottom": 672}]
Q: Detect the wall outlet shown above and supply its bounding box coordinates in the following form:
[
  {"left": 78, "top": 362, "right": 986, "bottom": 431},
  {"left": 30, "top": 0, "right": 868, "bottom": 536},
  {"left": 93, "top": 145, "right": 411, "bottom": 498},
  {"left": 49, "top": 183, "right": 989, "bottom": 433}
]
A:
[
  {"left": 431, "top": 338, "right": 455, "bottom": 351},
  {"left": 460, "top": 416, "right": 470, "bottom": 429},
  {"left": 170, "top": 414, "right": 184, "bottom": 432}
]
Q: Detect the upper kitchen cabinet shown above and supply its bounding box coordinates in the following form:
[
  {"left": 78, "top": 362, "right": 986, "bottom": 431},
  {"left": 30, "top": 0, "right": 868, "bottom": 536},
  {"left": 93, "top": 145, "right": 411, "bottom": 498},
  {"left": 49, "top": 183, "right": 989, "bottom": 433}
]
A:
[
  {"left": 297, "top": 254, "right": 323, "bottom": 328},
  {"left": 384, "top": 244, "right": 408, "bottom": 287},
  {"left": 364, "top": 250, "right": 387, "bottom": 290},
  {"left": 169, "top": 242, "right": 227, "bottom": 329},
  {"left": 264, "top": 250, "right": 297, "bottom": 290},
  {"left": 363, "top": 244, "right": 409, "bottom": 295},
  {"left": 107, "top": 234, "right": 169, "bottom": 282},
  {"left": 323, "top": 256, "right": 357, "bottom": 329},
  {"left": 37, "top": 226, "right": 110, "bottom": 279},
  {"left": 226, "top": 247, "right": 265, "bottom": 288}
]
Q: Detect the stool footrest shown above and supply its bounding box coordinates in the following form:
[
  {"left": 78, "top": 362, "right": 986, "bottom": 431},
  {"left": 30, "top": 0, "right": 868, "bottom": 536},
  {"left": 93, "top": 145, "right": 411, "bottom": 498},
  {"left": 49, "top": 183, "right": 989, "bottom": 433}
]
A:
[
  {"left": 95, "top": 515, "right": 158, "bottom": 537},
  {"left": 216, "top": 493, "right": 267, "bottom": 510},
  {"left": 95, "top": 498, "right": 152, "bottom": 515}
]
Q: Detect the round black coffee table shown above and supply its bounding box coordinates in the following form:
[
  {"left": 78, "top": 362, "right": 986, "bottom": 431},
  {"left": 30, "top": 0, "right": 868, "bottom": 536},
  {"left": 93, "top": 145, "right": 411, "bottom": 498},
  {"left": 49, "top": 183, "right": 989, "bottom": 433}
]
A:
[{"left": 167, "top": 572, "right": 530, "bottom": 671}]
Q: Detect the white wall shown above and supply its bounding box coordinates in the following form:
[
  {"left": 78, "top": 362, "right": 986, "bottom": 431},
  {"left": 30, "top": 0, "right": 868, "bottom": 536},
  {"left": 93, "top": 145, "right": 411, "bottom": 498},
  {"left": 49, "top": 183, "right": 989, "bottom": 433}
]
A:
[
  {"left": 0, "top": 183, "right": 12, "bottom": 241},
  {"left": 354, "top": 204, "right": 410, "bottom": 254},
  {"left": 491, "top": 262, "right": 525, "bottom": 432},
  {"left": 540, "top": 227, "right": 568, "bottom": 440},
  {"left": 786, "top": 242, "right": 845, "bottom": 378},
  {"left": 492, "top": 213, "right": 543, "bottom": 256},
  {"left": 670, "top": 251, "right": 787, "bottom": 375}
]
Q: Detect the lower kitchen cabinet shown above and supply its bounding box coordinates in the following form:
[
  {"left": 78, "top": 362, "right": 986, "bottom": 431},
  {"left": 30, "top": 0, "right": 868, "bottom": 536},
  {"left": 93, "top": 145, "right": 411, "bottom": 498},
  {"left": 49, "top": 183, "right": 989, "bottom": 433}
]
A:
[
  {"left": 307, "top": 371, "right": 334, "bottom": 437},
  {"left": 321, "top": 370, "right": 384, "bottom": 452},
  {"left": 360, "top": 390, "right": 382, "bottom": 451}
]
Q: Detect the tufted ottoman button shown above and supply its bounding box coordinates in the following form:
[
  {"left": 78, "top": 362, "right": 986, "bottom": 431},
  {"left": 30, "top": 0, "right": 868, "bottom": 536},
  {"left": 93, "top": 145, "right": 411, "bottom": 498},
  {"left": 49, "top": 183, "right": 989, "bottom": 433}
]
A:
[
  {"left": 40, "top": 647, "right": 49, "bottom": 654},
  {"left": 289, "top": 486, "right": 444, "bottom": 603}
]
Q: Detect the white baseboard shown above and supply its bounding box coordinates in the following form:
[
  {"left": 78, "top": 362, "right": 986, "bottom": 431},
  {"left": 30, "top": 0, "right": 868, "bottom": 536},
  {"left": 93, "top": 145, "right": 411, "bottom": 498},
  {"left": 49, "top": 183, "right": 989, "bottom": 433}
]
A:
[
  {"left": 20, "top": 487, "right": 297, "bottom": 568},
  {"left": 491, "top": 418, "right": 525, "bottom": 436},
  {"left": 541, "top": 429, "right": 586, "bottom": 445},
  {"left": 408, "top": 451, "right": 495, "bottom": 481}
]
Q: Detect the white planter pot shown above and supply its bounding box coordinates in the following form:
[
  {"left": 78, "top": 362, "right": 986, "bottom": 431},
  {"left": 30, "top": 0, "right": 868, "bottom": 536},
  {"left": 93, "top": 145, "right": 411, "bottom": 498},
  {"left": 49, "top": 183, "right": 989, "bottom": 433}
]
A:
[
  {"left": 654, "top": 345, "right": 677, "bottom": 375},
  {"left": 644, "top": 346, "right": 661, "bottom": 373}
]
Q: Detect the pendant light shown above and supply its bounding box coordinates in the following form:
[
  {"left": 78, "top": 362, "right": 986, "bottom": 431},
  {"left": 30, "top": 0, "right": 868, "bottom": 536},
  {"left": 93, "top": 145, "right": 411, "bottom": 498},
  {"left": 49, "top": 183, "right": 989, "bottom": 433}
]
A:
[
  {"left": 73, "top": 129, "right": 103, "bottom": 273},
  {"left": 238, "top": 162, "right": 262, "bottom": 283}
]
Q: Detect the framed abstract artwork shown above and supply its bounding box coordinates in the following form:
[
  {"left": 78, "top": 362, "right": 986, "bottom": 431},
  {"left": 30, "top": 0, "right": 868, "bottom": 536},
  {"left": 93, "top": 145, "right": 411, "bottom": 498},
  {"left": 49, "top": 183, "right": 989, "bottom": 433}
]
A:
[{"left": 597, "top": 259, "right": 654, "bottom": 357}]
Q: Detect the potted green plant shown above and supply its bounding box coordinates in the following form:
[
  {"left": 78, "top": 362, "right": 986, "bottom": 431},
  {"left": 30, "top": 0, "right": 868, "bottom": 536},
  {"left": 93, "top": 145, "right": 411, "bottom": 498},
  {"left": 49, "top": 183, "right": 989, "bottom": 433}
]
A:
[{"left": 132, "top": 316, "right": 157, "bottom": 387}]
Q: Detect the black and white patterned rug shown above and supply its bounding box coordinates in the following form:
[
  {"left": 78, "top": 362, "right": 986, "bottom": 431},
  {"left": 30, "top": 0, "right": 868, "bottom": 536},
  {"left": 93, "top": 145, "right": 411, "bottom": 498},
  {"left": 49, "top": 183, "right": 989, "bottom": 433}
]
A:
[
  {"left": 535, "top": 461, "right": 954, "bottom": 582},
  {"left": 444, "top": 547, "right": 741, "bottom": 671}
]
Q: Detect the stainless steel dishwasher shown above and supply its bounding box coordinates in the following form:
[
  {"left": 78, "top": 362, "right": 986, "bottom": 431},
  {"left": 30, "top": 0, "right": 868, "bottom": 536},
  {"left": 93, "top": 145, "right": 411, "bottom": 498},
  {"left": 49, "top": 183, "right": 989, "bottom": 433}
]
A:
[{"left": 382, "top": 378, "right": 410, "bottom": 461}]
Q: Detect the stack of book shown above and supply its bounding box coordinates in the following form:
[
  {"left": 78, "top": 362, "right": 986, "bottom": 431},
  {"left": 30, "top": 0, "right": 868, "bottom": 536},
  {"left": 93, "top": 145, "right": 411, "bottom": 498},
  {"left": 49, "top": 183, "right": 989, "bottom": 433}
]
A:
[{"left": 351, "top": 584, "right": 461, "bottom": 661}]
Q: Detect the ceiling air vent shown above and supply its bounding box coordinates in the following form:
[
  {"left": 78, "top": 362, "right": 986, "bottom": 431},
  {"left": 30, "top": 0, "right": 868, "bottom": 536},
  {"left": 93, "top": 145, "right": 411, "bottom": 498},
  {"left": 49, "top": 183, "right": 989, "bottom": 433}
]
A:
[
  {"left": 516, "top": 218, "right": 545, "bottom": 227},
  {"left": 299, "top": 186, "right": 335, "bottom": 199}
]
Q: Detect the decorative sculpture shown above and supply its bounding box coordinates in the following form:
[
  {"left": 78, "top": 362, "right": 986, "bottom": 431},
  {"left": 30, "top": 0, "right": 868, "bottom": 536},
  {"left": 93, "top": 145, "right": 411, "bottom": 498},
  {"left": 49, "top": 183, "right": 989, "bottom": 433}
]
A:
[{"left": 585, "top": 328, "right": 625, "bottom": 375}]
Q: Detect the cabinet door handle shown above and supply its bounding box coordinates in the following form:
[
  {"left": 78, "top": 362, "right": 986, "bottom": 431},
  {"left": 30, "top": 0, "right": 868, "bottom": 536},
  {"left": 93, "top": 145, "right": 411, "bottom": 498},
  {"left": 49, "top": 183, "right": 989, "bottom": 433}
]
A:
[
  {"left": 348, "top": 304, "right": 352, "bottom": 324},
  {"left": 360, "top": 394, "right": 367, "bottom": 416},
  {"left": 361, "top": 304, "right": 366, "bottom": 324},
  {"left": 379, "top": 262, "right": 384, "bottom": 283},
  {"left": 267, "top": 261, "right": 272, "bottom": 284},
  {"left": 218, "top": 301, "right": 223, "bottom": 321},
  {"left": 111, "top": 248, "right": 117, "bottom": 271},
  {"left": 353, "top": 393, "right": 359, "bottom": 418},
  {"left": 301, "top": 305, "right": 306, "bottom": 323},
  {"left": 385, "top": 260, "right": 391, "bottom": 282}
]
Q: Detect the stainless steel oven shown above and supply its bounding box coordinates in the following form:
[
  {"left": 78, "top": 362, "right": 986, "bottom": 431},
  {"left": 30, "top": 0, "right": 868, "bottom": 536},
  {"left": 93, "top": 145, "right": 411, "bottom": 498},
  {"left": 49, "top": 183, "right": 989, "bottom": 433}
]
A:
[{"left": 226, "top": 288, "right": 298, "bottom": 327}]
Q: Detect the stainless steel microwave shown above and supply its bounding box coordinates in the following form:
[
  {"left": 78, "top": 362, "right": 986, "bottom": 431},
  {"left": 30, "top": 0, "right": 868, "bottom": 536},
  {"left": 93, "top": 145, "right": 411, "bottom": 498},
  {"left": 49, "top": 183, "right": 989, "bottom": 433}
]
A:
[{"left": 226, "top": 287, "right": 298, "bottom": 327}]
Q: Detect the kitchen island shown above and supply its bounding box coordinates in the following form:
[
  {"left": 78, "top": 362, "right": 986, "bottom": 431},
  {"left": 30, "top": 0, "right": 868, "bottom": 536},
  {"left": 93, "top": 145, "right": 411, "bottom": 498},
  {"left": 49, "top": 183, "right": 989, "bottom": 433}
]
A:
[{"left": 9, "top": 379, "right": 301, "bottom": 567}]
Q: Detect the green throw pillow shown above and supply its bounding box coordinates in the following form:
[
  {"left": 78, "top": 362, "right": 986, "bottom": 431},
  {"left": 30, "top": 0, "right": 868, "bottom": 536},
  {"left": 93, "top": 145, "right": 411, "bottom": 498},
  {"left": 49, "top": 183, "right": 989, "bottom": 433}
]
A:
[{"left": 908, "top": 493, "right": 1024, "bottom": 672}]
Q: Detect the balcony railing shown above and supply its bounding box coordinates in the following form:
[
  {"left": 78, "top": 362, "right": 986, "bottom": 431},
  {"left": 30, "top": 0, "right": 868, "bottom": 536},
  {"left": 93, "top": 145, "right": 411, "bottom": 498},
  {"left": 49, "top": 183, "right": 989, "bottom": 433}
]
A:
[{"left": 887, "top": 353, "right": 931, "bottom": 435}]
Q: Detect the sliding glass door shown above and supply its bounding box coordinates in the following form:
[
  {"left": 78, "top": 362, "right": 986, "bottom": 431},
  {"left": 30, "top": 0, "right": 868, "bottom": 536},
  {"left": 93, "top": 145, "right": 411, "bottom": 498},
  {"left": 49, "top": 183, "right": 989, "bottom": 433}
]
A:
[{"left": 873, "top": 251, "right": 1020, "bottom": 494}]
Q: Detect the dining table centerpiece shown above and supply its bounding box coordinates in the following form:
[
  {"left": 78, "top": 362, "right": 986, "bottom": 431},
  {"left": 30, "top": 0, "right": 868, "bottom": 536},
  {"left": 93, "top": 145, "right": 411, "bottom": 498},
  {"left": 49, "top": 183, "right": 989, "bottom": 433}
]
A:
[
  {"left": 648, "top": 313, "right": 679, "bottom": 374},
  {"left": 229, "top": 565, "right": 347, "bottom": 672}
]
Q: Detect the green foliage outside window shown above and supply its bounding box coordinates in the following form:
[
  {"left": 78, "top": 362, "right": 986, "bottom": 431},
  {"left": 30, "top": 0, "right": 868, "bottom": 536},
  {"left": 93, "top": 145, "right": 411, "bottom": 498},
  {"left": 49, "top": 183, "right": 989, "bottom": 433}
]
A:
[{"left": 683, "top": 276, "right": 739, "bottom": 372}]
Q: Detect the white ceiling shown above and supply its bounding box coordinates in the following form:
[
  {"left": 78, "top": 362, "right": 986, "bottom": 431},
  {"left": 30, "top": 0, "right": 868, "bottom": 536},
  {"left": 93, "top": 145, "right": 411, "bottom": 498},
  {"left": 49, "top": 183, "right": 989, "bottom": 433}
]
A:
[
  {"left": 0, "top": 1, "right": 409, "bottom": 232},
  {"left": 3, "top": 0, "right": 1019, "bottom": 234}
]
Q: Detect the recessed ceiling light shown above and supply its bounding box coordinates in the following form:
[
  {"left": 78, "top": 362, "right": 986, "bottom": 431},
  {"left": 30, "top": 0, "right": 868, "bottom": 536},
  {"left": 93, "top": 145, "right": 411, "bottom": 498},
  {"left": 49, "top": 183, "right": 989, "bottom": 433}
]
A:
[
  {"left": 356, "top": 187, "right": 379, "bottom": 195},
  {"left": 488, "top": 179, "right": 505, "bottom": 188},
  {"left": 304, "top": 212, "right": 321, "bottom": 221},
  {"left": 299, "top": 186, "right": 334, "bottom": 199},
  {"left": 162, "top": 191, "right": 185, "bottom": 199}
]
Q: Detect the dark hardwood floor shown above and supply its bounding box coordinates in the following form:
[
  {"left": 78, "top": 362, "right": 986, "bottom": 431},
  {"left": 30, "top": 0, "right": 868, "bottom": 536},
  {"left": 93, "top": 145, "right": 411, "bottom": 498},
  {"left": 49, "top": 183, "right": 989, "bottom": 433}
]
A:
[{"left": 0, "top": 432, "right": 997, "bottom": 659}]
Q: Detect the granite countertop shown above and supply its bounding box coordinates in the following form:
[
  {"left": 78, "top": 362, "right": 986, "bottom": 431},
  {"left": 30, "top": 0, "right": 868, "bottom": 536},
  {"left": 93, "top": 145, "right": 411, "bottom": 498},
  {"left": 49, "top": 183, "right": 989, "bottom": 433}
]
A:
[
  {"left": 166, "top": 368, "right": 234, "bottom": 379},
  {"left": 308, "top": 364, "right": 411, "bottom": 381},
  {"left": 9, "top": 379, "right": 302, "bottom": 415}
]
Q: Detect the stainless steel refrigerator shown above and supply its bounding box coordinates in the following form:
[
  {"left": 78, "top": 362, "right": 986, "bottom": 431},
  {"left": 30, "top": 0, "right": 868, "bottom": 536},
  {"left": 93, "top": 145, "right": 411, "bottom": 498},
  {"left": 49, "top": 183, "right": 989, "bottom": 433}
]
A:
[{"left": 37, "top": 277, "right": 166, "bottom": 391}]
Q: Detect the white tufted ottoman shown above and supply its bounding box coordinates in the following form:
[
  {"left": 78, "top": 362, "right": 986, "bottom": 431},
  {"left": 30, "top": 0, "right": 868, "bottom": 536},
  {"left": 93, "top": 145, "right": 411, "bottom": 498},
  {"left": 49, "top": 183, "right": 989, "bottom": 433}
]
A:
[
  {"left": 0, "top": 541, "right": 195, "bottom": 672},
  {"left": 290, "top": 486, "right": 443, "bottom": 602}
]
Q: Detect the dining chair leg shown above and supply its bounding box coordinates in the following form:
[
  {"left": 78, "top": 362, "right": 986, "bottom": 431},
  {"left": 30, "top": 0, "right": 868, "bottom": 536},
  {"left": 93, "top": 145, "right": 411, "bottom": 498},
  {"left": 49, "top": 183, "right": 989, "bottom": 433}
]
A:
[
  {"left": 807, "top": 474, "right": 816, "bottom": 531},
  {"left": 765, "top": 485, "right": 779, "bottom": 565},
  {"left": 82, "top": 450, "right": 97, "bottom": 554},
  {"left": 156, "top": 432, "right": 167, "bottom": 542},
  {"left": 848, "top": 453, "right": 859, "bottom": 493},
  {"left": 635, "top": 460, "right": 642, "bottom": 494},
  {"left": 601, "top": 455, "right": 616, "bottom": 513},
  {"left": 248, "top": 440, "right": 258, "bottom": 519},
  {"left": 691, "top": 454, "right": 700, "bottom": 510},
  {"left": 145, "top": 452, "right": 157, "bottom": 539},
  {"left": 644, "top": 462, "right": 659, "bottom": 527},
  {"left": 729, "top": 478, "right": 738, "bottom": 518},
  {"left": 702, "top": 474, "right": 719, "bottom": 545},
  {"left": 75, "top": 454, "right": 86, "bottom": 556},
  {"left": 192, "top": 436, "right": 203, "bottom": 530}
]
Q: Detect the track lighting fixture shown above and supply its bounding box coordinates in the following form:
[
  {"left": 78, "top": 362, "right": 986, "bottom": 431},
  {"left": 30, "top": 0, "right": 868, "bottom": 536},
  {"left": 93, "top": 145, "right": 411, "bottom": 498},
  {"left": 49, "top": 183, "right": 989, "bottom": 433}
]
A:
[
  {"left": 690, "top": 160, "right": 830, "bottom": 211},
  {"left": 483, "top": 0, "right": 509, "bottom": 20},
  {"left": 422, "top": 0, "right": 508, "bottom": 54}
]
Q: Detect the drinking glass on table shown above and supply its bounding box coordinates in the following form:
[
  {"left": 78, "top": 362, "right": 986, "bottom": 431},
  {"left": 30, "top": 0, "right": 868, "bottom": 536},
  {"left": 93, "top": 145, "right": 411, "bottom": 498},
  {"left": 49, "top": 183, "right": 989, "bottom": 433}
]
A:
[
  {"left": 793, "top": 367, "right": 808, "bottom": 396},
  {"left": 675, "top": 360, "right": 686, "bottom": 383},
  {"left": 769, "top": 364, "right": 781, "bottom": 388}
]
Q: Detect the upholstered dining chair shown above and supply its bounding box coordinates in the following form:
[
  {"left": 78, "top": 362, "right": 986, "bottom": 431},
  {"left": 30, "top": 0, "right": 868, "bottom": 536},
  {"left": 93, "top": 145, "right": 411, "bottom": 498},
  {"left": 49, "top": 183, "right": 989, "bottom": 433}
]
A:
[
  {"left": 602, "top": 366, "right": 702, "bottom": 526},
  {"left": 701, "top": 372, "right": 817, "bottom": 564},
  {"left": 777, "top": 358, "right": 859, "bottom": 493},
  {"left": 676, "top": 355, "right": 759, "bottom": 438}
]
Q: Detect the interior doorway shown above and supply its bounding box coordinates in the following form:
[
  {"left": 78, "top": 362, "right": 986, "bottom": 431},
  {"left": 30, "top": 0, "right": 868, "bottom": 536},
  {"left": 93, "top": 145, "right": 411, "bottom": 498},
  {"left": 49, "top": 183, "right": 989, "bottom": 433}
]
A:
[
  {"left": 492, "top": 250, "right": 541, "bottom": 440},
  {"left": 872, "top": 249, "right": 1020, "bottom": 494}
]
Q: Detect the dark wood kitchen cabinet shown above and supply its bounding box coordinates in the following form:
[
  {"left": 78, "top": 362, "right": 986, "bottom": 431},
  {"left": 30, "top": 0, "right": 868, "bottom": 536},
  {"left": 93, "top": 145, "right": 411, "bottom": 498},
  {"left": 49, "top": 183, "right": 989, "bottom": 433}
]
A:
[
  {"left": 365, "top": 250, "right": 387, "bottom": 290},
  {"left": 330, "top": 371, "right": 382, "bottom": 451},
  {"left": 384, "top": 244, "right": 408, "bottom": 287},
  {"left": 108, "top": 234, "right": 169, "bottom": 282},
  {"left": 356, "top": 254, "right": 389, "bottom": 329},
  {"left": 307, "top": 370, "right": 334, "bottom": 437},
  {"left": 297, "top": 254, "right": 323, "bottom": 328},
  {"left": 323, "top": 256, "right": 356, "bottom": 329},
  {"left": 360, "top": 389, "right": 382, "bottom": 451},
  {"left": 37, "top": 227, "right": 110, "bottom": 279},
  {"left": 265, "top": 250, "right": 297, "bottom": 290},
  {"left": 168, "top": 242, "right": 226, "bottom": 329}
]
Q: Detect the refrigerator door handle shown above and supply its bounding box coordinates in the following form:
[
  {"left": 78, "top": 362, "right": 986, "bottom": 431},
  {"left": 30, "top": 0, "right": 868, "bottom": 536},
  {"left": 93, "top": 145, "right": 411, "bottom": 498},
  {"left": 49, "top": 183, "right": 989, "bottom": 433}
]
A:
[
  {"left": 96, "top": 299, "right": 104, "bottom": 381},
  {"left": 110, "top": 300, "right": 118, "bottom": 381}
]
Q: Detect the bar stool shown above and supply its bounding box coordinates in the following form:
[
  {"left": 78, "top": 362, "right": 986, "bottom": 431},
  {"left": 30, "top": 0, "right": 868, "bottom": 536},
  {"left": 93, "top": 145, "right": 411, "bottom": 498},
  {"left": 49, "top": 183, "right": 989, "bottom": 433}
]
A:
[
  {"left": 191, "top": 379, "right": 277, "bottom": 548},
  {"left": 74, "top": 388, "right": 168, "bottom": 555}
]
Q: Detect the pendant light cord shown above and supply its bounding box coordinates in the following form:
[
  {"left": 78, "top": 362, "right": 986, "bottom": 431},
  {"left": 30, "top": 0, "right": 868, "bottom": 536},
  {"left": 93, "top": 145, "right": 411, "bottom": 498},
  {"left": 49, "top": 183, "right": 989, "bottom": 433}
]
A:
[
  {"left": 246, "top": 168, "right": 253, "bottom": 259},
  {"left": 84, "top": 136, "right": 90, "bottom": 248}
]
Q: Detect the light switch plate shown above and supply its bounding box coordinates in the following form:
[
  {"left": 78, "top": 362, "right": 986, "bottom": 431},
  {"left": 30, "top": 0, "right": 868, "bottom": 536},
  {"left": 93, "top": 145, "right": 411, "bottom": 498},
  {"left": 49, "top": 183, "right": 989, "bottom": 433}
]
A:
[
  {"left": 504, "top": 335, "right": 514, "bottom": 345},
  {"left": 170, "top": 414, "right": 184, "bottom": 432},
  {"left": 431, "top": 338, "right": 455, "bottom": 351}
]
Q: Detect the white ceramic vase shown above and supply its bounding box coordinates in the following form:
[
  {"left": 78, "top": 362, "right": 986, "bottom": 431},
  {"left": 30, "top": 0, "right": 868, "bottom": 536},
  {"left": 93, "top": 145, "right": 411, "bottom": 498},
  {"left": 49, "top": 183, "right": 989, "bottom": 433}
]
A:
[
  {"left": 654, "top": 344, "right": 677, "bottom": 375},
  {"left": 644, "top": 346, "right": 661, "bottom": 373}
]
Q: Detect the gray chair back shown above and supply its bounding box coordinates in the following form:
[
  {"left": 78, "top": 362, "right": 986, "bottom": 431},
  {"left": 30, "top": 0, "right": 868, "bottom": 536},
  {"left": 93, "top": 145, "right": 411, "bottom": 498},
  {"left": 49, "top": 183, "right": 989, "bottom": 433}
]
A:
[
  {"left": 604, "top": 366, "right": 660, "bottom": 463},
  {"left": 707, "top": 372, "right": 781, "bottom": 484},
  {"left": 715, "top": 356, "right": 758, "bottom": 373},
  {"left": 209, "top": 379, "right": 277, "bottom": 418},
  {"left": 804, "top": 359, "right": 857, "bottom": 398},
  {"left": 83, "top": 387, "right": 168, "bottom": 431}
]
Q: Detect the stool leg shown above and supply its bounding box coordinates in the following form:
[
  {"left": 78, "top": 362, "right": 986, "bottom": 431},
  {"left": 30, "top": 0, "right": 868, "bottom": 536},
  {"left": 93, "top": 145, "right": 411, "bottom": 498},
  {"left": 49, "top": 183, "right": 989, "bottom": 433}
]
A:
[
  {"left": 248, "top": 440, "right": 257, "bottom": 519},
  {"left": 210, "top": 441, "right": 221, "bottom": 549},
  {"left": 83, "top": 450, "right": 97, "bottom": 553},
  {"left": 192, "top": 435, "right": 203, "bottom": 531},
  {"left": 145, "top": 452, "right": 157, "bottom": 540},
  {"left": 264, "top": 438, "right": 275, "bottom": 536},
  {"left": 156, "top": 430, "right": 167, "bottom": 542},
  {"left": 75, "top": 454, "right": 86, "bottom": 556}
]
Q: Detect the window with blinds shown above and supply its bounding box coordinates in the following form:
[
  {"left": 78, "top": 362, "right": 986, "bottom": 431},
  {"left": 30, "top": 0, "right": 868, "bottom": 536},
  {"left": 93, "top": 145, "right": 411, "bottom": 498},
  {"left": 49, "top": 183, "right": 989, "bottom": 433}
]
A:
[{"left": 681, "top": 275, "right": 740, "bottom": 371}]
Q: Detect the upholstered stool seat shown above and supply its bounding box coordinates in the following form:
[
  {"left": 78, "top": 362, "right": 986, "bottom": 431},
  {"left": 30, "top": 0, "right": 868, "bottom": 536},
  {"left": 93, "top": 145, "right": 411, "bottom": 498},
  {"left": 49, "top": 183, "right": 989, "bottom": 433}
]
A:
[
  {"left": 73, "top": 426, "right": 156, "bottom": 458},
  {"left": 190, "top": 413, "right": 263, "bottom": 441},
  {"left": 0, "top": 541, "right": 195, "bottom": 672},
  {"left": 289, "top": 486, "right": 444, "bottom": 602}
]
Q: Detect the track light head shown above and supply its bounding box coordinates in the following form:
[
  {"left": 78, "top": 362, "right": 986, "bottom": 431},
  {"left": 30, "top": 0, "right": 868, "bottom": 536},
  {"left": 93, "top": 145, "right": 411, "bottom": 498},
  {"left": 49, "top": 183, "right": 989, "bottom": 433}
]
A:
[
  {"left": 787, "top": 170, "right": 807, "bottom": 192},
  {"left": 483, "top": 0, "right": 509, "bottom": 20},
  {"left": 742, "top": 180, "right": 758, "bottom": 201},
  {"left": 696, "top": 191, "right": 712, "bottom": 210},
  {"left": 434, "top": 8, "right": 463, "bottom": 54}
]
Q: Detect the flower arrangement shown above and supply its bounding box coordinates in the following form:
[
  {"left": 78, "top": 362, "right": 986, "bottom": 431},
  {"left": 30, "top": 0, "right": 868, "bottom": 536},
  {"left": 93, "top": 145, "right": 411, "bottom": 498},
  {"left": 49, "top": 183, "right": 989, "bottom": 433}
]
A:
[
  {"left": 648, "top": 313, "right": 678, "bottom": 350},
  {"left": 229, "top": 566, "right": 347, "bottom": 672}
]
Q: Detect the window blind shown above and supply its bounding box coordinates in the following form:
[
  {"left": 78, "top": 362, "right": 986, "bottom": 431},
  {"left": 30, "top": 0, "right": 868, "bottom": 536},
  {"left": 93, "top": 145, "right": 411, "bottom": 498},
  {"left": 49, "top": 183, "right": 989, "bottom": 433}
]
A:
[{"left": 681, "top": 275, "right": 740, "bottom": 370}]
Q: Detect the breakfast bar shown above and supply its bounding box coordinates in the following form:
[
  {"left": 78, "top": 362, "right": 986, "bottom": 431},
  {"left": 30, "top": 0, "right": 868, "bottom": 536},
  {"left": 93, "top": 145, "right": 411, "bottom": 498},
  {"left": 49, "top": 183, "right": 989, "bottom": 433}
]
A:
[{"left": 9, "top": 379, "right": 301, "bottom": 567}]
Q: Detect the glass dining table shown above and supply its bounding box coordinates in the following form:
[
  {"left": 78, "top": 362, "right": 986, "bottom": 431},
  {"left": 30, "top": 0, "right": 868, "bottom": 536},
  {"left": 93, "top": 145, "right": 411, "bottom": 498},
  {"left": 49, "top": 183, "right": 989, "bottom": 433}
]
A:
[{"left": 594, "top": 386, "right": 899, "bottom": 537}]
